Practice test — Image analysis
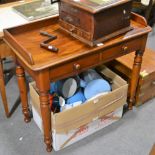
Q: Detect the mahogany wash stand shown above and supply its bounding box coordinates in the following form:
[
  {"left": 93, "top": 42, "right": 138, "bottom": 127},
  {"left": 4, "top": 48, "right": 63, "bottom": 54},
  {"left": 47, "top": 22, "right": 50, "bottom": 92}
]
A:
[
  {"left": 0, "top": 0, "right": 37, "bottom": 117},
  {"left": 3, "top": 13, "right": 151, "bottom": 152}
]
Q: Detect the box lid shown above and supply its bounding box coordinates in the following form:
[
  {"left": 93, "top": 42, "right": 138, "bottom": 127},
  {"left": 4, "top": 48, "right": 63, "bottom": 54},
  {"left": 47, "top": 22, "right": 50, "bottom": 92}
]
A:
[{"left": 61, "top": 0, "right": 132, "bottom": 13}]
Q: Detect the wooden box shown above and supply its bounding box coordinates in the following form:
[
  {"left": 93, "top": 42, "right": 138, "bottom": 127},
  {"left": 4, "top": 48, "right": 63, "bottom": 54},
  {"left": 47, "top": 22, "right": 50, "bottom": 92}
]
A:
[
  {"left": 59, "top": 0, "right": 132, "bottom": 46},
  {"left": 106, "top": 48, "right": 155, "bottom": 106}
]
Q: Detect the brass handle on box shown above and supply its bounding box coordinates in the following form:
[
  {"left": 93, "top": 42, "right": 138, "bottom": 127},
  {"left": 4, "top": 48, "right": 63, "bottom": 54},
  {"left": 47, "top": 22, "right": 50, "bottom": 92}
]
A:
[
  {"left": 122, "top": 46, "right": 128, "bottom": 52},
  {"left": 73, "top": 63, "right": 81, "bottom": 70}
]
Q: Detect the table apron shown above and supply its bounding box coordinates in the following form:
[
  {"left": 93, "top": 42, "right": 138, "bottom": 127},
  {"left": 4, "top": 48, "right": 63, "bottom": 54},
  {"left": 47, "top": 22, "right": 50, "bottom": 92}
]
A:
[{"left": 49, "top": 36, "right": 147, "bottom": 82}]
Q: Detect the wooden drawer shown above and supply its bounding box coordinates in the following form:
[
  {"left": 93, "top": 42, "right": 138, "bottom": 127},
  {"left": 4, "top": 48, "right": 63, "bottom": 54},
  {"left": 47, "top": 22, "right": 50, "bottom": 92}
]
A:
[
  {"left": 102, "top": 38, "right": 142, "bottom": 62},
  {"left": 59, "top": 20, "right": 92, "bottom": 41},
  {"left": 50, "top": 53, "right": 99, "bottom": 81}
]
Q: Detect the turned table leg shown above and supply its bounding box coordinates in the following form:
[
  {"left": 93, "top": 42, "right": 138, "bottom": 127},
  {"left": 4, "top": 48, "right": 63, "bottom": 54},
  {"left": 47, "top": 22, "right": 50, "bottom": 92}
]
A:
[
  {"left": 16, "top": 66, "right": 31, "bottom": 122},
  {"left": 39, "top": 90, "right": 52, "bottom": 152},
  {"left": 128, "top": 50, "right": 144, "bottom": 110},
  {"left": 36, "top": 71, "right": 52, "bottom": 152},
  {"left": 0, "top": 58, "right": 9, "bottom": 117}
]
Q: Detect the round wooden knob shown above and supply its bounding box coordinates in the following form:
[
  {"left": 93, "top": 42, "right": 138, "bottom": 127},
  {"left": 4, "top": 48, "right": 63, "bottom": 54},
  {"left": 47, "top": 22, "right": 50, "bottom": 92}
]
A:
[
  {"left": 74, "top": 63, "right": 80, "bottom": 70},
  {"left": 122, "top": 46, "right": 128, "bottom": 52}
]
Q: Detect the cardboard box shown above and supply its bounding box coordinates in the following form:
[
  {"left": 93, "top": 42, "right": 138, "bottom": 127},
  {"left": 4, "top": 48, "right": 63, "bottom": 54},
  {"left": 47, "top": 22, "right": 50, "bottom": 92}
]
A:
[{"left": 30, "top": 66, "right": 128, "bottom": 151}]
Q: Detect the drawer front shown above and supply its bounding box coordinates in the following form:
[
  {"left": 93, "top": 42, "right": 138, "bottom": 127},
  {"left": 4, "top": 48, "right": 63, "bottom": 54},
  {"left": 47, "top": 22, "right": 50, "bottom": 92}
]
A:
[
  {"left": 102, "top": 38, "right": 142, "bottom": 62},
  {"left": 50, "top": 53, "right": 99, "bottom": 81},
  {"left": 59, "top": 20, "right": 92, "bottom": 41}
]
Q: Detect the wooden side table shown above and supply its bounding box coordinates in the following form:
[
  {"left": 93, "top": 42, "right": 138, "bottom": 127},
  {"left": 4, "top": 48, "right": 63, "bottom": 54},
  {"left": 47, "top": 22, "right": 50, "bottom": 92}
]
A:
[
  {"left": 3, "top": 13, "right": 151, "bottom": 152},
  {"left": 0, "top": 36, "right": 14, "bottom": 117},
  {"left": 0, "top": 0, "right": 30, "bottom": 117}
]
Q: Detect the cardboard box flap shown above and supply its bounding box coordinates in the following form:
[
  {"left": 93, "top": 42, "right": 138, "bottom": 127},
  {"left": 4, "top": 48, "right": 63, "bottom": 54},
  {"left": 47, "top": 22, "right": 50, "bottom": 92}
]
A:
[
  {"left": 97, "top": 65, "right": 127, "bottom": 84},
  {"left": 52, "top": 84, "right": 127, "bottom": 133}
]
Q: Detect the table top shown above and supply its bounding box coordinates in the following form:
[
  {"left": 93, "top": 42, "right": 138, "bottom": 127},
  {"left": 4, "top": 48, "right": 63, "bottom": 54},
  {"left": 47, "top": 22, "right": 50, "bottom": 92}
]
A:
[{"left": 4, "top": 13, "right": 151, "bottom": 71}]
